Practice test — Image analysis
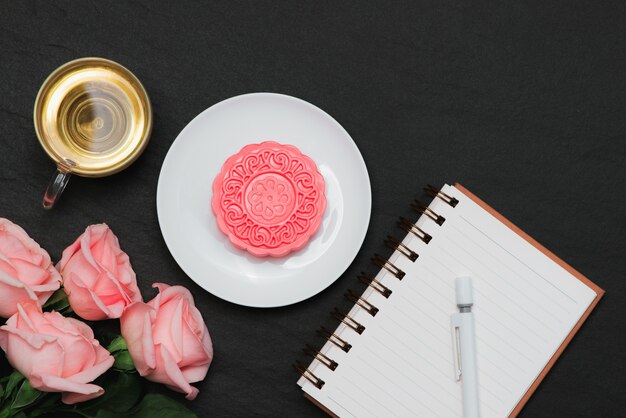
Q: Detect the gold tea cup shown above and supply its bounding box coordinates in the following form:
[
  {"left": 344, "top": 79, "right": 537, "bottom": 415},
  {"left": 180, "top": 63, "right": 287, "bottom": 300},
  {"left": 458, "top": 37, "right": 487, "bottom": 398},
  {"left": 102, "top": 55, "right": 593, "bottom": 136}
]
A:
[{"left": 34, "top": 57, "right": 152, "bottom": 209}]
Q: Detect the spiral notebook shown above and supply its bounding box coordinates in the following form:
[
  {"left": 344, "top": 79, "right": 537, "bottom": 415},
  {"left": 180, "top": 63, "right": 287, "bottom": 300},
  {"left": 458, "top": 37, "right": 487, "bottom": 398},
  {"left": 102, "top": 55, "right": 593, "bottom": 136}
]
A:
[{"left": 295, "top": 183, "right": 603, "bottom": 418}]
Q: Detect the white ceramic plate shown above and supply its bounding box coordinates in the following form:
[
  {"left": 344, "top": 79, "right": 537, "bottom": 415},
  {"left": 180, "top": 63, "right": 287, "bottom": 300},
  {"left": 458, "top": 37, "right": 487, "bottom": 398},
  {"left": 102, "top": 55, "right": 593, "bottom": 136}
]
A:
[{"left": 156, "top": 93, "right": 371, "bottom": 307}]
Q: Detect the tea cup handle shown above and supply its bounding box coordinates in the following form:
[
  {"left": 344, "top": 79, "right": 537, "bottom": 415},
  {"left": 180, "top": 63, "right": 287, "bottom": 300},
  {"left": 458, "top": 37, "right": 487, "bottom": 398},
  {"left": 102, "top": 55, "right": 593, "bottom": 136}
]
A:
[{"left": 42, "top": 167, "right": 72, "bottom": 210}]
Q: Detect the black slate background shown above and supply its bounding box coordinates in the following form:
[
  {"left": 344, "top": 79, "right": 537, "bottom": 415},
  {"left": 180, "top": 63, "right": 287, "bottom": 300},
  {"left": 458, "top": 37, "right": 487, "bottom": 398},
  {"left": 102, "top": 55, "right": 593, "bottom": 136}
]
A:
[{"left": 1, "top": 1, "right": 625, "bottom": 417}]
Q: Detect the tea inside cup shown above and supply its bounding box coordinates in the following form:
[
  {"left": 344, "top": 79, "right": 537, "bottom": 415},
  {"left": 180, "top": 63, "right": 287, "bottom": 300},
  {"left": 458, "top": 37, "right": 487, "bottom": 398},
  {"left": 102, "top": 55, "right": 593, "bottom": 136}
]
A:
[{"left": 34, "top": 57, "right": 152, "bottom": 208}]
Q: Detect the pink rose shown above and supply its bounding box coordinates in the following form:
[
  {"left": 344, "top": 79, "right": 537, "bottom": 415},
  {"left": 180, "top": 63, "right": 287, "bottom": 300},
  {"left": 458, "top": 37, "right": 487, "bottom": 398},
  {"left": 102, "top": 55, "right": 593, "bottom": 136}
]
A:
[
  {"left": 0, "top": 218, "right": 61, "bottom": 318},
  {"left": 0, "top": 302, "right": 114, "bottom": 404},
  {"left": 57, "top": 224, "right": 142, "bottom": 320},
  {"left": 121, "top": 284, "right": 213, "bottom": 400}
]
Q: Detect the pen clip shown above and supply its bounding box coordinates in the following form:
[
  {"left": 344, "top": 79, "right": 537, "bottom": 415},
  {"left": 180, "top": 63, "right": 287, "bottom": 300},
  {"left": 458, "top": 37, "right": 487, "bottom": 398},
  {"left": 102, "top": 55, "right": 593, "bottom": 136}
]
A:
[{"left": 451, "top": 313, "right": 462, "bottom": 381}]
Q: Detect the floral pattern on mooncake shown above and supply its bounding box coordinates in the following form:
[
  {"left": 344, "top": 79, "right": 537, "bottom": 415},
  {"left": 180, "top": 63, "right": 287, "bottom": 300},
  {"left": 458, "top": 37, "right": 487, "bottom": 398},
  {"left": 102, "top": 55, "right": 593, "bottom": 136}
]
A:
[{"left": 211, "top": 141, "right": 326, "bottom": 257}]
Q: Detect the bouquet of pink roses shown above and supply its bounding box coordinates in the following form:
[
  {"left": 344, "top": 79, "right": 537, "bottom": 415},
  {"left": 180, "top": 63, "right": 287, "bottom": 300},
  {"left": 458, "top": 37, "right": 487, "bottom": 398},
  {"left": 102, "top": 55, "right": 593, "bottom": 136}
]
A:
[{"left": 0, "top": 220, "right": 213, "bottom": 418}]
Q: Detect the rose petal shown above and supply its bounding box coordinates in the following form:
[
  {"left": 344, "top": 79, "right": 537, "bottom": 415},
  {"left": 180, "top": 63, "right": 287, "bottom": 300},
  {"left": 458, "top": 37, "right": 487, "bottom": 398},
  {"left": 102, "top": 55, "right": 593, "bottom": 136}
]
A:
[
  {"left": 0, "top": 233, "right": 39, "bottom": 266},
  {"left": 0, "top": 300, "right": 111, "bottom": 406},
  {"left": 64, "top": 273, "right": 111, "bottom": 320},
  {"left": 15, "top": 302, "right": 41, "bottom": 333},
  {"left": 115, "top": 251, "right": 135, "bottom": 289},
  {"left": 0, "top": 270, "right": 37, "bottom": 306},
  {"left": 67, "top": 350, "right": 114, "bottom": 384},
  {"left": 141, "top": 309, "right": 157, "bottom": 370},
  {"left": 178, "top": 318, "right": 213, "bottom": 368},
  {"left": 121, "top": 302, "right": 157, "bottom": 374},
  {"left": 169, "top": 298, "right": 185, "bottom": 362},
  {"left": 62, "top": 388, "right": 104, "bottom": 405},
  {"left": 93, "top": 228, "right": 117, "bottom": 273},
  {"left": 0, "top": 307, "right": 62, "bottom": 378},
  {"left": 156, "top": 344, "right": 199, "bottom": 400},
  {"left": 57, "top": 235, "right": 80, "bottom": 272},
  {"left": 62, "top": 245, "right": 100, "bottom": 288},
  {"left": 77, "top": 226, "right": 104, "bottom": 274},
  {"left": 8, "top": 259, "right": 50, "bottom": 286},
  {"left": 58, "top": 224, "right": 140, "bottom": 319},
  {"left": 0, "top": 279, "right": 38, "bottom": 318},
  {"left": 0, "top": 257, "right": 18, "bottom": 278},
  {"left": 180, "top": 363, "right": 210, "bottom": 384},
  {"left": 0, "top": 220, "right": 51, "bottom": 265},
  {"left": 152, "top": 297, "right": 184, "bottom": 363},
  {"left": 60, "top": 335, "right": 97, "bottom": 377},
  {"left": 147, "top": 282, "right": 171, "bottom": 310},
  {"left": 32, "top": 374, "right": 105, "bottom": 404},
  {"left": 45, "top": 313, "right": 89, "bottom": 337},
  {"left": 92, "top": 269, "right": 133, "bottom": 308},
  {"left": 0, "top": 324, "right": 58, "bottom": 351}
]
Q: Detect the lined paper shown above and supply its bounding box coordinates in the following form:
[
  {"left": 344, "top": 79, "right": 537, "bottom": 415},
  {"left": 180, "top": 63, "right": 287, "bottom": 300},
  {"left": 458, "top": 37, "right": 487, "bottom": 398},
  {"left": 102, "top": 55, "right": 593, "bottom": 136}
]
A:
[{"left": 298, "top": 184, "right": 598, "bottom": 417}]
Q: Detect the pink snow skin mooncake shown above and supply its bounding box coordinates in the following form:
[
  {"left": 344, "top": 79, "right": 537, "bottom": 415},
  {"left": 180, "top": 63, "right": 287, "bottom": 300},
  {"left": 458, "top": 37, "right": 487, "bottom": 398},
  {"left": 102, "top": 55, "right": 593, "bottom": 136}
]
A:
[{"left": 212, "top": 141, "right": 326, "bottom": 257}]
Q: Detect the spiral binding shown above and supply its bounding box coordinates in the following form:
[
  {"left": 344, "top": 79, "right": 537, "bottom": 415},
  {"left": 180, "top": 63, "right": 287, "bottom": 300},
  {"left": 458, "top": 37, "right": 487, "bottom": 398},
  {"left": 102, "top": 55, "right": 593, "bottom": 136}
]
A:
[
  {"left": 412, "top": 200, "right": 446, "bottom": 225},
  {"left": 303, "top": 344, "right": 338, "bottom": 370},
  {"left": 384, "top": 235, "right": 418, "bottom": 261},
  {"left": 358, "top": 272, "right": 392, "bottom": 298},
  {"left": 425, "top": 184, "right": 459, "bottom": 207},
  {"left": 398, "top": 217, "right": 432, "bottom": 244},
  {"left": 345, "top": 289, "right": 379, "bottom": 316},
  {"left": 293, "top": 361, "right": 325, "bottom": 389},
  {"left": 295, "top": 185, "right": 454, "bottom": 390},
  {"left": 318, "top": 326, "right": 352, "bottom": 352},
  {"left": 332, "top": 308, "right": 366, "bottom": 334},
  {"left": 372, "top": 254, "right": 405, "bottom": 279}
]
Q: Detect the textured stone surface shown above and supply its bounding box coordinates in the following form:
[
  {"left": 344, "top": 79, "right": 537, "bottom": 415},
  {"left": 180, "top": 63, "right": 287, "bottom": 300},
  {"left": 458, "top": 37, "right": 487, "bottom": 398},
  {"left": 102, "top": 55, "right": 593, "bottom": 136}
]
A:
[{"left": 0, "top": 1, "right": 624, "bottom": 416}]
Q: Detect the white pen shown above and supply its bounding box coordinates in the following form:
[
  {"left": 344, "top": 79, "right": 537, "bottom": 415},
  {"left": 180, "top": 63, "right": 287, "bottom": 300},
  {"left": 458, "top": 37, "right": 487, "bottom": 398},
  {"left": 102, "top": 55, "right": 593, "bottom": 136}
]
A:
[{"left": 451, "top": 276, "right": 480, "bottom": 418}]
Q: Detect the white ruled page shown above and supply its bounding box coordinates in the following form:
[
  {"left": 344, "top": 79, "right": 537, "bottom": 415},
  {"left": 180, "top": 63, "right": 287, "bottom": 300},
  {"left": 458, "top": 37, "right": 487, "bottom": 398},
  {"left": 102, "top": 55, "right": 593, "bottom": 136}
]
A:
[{"left": 299, "top": 184, "right": 598, "bottom": 417}]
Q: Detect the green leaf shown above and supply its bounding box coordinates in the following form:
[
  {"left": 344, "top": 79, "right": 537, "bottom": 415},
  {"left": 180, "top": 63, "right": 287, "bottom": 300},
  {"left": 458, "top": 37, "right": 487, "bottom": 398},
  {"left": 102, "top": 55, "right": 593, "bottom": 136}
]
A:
[
  {"left": 113, "top": 351, "right": 136, "bottom": 372},
  {"left": 27, "top": 393, "right": 63, "bottom": 417},
  {"left": 133, "top": 394, "right": 196, "bottom": 418},
  {"left": 42, "top": 288, "right": 70, "bottom": 312},
  {"left": 2, "top": 371, "right": 24, "bottom": 400},
  {"left": 79, "top": 371, "right": 142, "bottom": 415},
  {"left": 0, "top": 384, "right": 4, "bottom": 398},
  {"left": 106, "top": 336, "right": 136, "bottom": 372},
  {"left": 106, "top": 335, "right": 128, "bottom": 353},
  {"left": 43, "top": 288, "right": 66, "bottom": 306},
  {"left": 11, "top": 379, "right": 41, "bottom": 409},
  {"left": 94, "top": 393, "right": 196, "bottom": 418}
]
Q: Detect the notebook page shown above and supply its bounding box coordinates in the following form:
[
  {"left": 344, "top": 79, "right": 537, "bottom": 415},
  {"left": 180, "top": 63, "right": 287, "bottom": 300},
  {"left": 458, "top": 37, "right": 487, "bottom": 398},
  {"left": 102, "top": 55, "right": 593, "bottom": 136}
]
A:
[{"left": 299, "top": 184, "right": 598, "bottom": 417}]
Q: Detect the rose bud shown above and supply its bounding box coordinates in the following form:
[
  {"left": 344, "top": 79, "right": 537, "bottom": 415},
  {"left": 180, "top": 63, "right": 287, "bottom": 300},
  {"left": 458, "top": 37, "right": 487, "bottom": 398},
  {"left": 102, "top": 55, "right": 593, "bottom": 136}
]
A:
[
  {"left": 57, "top": 224, "right": 142, "bottom": 320},
  {"left": 121, "top": 283, "right": 213, "bottom": 400},
  {"left": 0, "top": 302, "right": 114, "bottom": 404},
  {"left": 0, "top": 218, "right": 61, "bottom": 318}
]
